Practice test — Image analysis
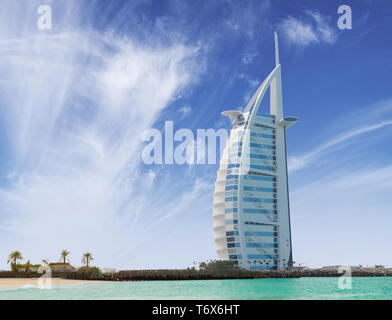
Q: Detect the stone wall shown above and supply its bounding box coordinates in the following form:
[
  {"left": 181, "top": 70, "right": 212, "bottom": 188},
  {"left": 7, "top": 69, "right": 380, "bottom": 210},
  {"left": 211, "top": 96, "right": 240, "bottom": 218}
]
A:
[
  {"left": 0, "top": 271, "right": 41, "bottom": 278},
  {"left": 1, "top": 268, "right": 391, "bottom": 281},
  {"left": 105, "top": 269, "right": 302, "bottom": 281}
]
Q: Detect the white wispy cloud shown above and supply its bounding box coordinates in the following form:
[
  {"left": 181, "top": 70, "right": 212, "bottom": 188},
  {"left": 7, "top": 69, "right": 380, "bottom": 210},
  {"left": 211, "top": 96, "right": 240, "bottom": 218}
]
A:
[
  {"left": 288, "top": 100, "right": 392, "bottom": 267},
  {"left": 278, "top": 10, "right": 337, "bottom": 46},
  {"left": 0, "top": 2, "right": 203, "bottom": 269},
  {"left": 288, "top": 120, "right": 392, "bottom": 173},
  {"left": 178, "top": 105, "right": 191, "bottom": 119},
  {"left": 305, "top": 10, "right": 336, "bottom": 44},
  {"left": 242, "top": 51, "right": 258, "bottom": 64},
  {"left": 238, "top": 73, "right": 260, "bottom": 103},
  {"left": 290, "top": 164, "right": 392, "bottom": 267}
]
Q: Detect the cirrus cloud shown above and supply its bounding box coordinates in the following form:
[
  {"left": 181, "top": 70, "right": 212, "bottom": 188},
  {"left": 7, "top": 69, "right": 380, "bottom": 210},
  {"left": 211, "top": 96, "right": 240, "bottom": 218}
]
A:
[{"left": 278, "top": 10, "right": 337, "bottom": 46}]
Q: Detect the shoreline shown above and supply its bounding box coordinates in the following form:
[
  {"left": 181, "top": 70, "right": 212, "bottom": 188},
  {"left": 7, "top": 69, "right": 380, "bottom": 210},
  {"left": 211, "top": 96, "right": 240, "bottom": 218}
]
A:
[{"left": 0, "top": 278, "right": 102, "bottom": 290}]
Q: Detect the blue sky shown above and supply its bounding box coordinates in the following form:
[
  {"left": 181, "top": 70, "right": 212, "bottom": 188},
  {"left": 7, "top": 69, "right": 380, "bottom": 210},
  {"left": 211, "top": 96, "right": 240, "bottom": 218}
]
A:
[{"left": 0, "top": 0, "right": 391, "bottom": 270}]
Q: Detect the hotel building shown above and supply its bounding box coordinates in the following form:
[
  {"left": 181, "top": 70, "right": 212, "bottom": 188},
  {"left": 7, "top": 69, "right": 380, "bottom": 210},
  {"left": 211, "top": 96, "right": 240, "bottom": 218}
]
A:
[{"left": 212, "top": 33, "right": 298, "bottom": 270}]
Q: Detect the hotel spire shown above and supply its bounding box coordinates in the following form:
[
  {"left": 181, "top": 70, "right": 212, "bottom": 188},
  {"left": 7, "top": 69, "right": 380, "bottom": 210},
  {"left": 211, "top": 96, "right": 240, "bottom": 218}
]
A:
[{"left": 274, "top": 31, "right": 280, "bottom": 66}]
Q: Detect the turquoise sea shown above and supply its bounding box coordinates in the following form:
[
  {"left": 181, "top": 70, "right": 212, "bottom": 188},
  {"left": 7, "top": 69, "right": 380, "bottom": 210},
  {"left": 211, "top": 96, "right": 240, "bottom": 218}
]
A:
[{"left": 0, "top": 277, "right": 391, "bottom": 300}]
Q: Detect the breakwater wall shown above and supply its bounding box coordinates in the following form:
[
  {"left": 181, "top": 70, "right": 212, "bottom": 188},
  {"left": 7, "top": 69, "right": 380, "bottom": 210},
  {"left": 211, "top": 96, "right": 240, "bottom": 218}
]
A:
[
  {"left": 107, "top": 269, "right": 392, "bottom": 281},
  {"left": 0, "top": 270, "right": 104, "bottom": 280},
  {"left": 301, "top": 269, "right": 392, "bottom": 277},
  {"left": 111, "top": 269, "right": 302, "bottom": 281},
  {"left": 0, "top": 271, "right": 41, "bottom": 278},
  {"left": 1, "top": 268, "right": 391, "bottom": 281}
]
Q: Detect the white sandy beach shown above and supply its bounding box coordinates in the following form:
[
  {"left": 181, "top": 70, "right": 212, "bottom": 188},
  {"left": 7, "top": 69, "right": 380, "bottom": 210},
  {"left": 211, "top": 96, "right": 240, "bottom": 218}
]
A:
[{"left": 0, "top": 278, "right": 97, "bottom": 290}]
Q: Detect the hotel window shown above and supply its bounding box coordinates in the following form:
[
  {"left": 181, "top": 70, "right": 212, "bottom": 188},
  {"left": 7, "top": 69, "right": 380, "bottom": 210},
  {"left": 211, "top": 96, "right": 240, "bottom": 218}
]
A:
[
  {"left": 243, "top": 198, "right": 277, "bottom": 204},
  {"left": 244, "top": 186, "right": 276, "bottom": 193},
  {"left": 249, "top": 165, "right": 275, "bottom": 172},
  {"left": 225, "top": 179, "right": 238, "bottom": 185},
  {"left": 247, "top": 254, "right": 277, "bottom": 260},
  {"left": 245, "top": 175, "right": 276, "bottom": 182},
  {"left": 225, "top": 191, "right": 237, "bottom": 197},
  {"left": 257, "top": 113, "right": 275, "bottom": 119},
  {"left": 243, "top": 208, "right": 277, "bottom": 214}
]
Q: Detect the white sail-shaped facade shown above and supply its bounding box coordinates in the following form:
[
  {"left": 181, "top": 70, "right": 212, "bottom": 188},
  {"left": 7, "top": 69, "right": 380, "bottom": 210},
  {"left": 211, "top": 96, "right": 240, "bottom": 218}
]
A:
[{"left": 212, "top": 33, "right": 298, "bottom": 270}]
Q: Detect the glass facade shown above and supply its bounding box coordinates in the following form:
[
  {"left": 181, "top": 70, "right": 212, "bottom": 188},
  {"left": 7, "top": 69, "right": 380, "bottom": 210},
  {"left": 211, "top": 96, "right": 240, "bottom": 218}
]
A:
[{"left": 220, "top": 113, "right": 280, "bottom": 270}]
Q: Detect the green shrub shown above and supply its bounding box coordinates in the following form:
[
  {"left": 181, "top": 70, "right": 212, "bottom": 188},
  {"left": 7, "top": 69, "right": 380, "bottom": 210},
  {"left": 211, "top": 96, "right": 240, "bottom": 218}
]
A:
[
  {"left": 78, "top": 266, "right": 103, "bottom": 279},
  {"left": 198, "top": 260, "right": 239, "bottom": 271},
  {"left": 11, "top": 263, "right": 41, "bottom": 272}
]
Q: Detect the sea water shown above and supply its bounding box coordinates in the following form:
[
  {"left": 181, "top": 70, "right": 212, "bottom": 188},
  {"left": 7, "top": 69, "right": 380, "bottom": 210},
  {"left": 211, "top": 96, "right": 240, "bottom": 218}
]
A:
[{"left": 0, "top": 277, "right": 391, "bottom": 300}]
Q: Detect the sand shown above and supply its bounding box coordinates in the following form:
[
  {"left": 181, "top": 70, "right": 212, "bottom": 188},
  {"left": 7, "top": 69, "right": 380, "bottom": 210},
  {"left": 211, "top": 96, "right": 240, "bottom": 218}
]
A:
[{"left": 0, "top": 278, "right": 97, "bottom": 290}]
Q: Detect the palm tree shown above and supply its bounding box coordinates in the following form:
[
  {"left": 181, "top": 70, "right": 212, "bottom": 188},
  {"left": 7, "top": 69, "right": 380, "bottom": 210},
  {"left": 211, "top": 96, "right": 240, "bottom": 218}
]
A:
[
  {"left": 81, "top": 252, "right": 94, "bottom": 268},
  {"left": 7, "top": 251, "right": 23, "bottom": 268},
  {"left": 42, "top": 258, "right": 50, "bottom": 266},
  {"left": 60, "top": 250, "right": 70, "bottom": 264},
  {"left": 25, "top": 260, "right": 31, "bottom": 272}
]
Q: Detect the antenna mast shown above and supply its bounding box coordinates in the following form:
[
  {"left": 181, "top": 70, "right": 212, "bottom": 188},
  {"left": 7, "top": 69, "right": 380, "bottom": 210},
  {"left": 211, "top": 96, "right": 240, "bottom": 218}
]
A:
[{"left": 274, "top": 31, "right": 280, "bottom": 66}]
